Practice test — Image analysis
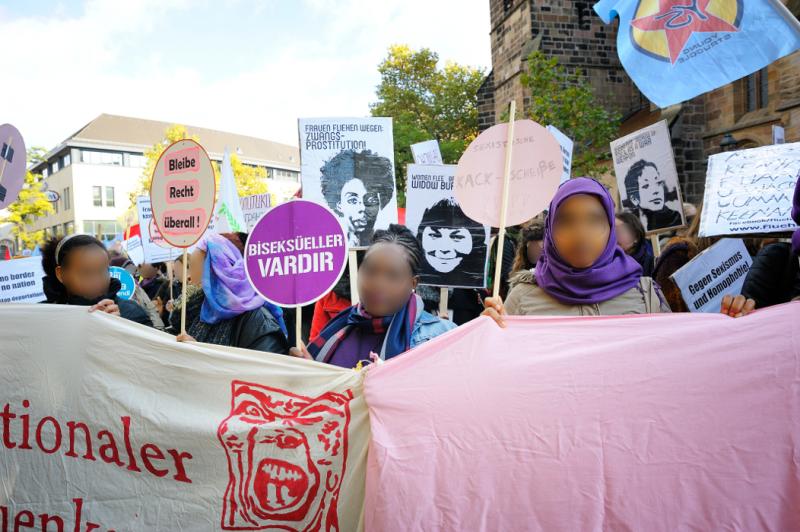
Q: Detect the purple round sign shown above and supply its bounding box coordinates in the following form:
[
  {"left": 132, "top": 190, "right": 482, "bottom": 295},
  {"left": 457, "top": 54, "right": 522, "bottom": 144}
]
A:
[{"left": 244, "top": 200, "right": 348, "bottom": 307}]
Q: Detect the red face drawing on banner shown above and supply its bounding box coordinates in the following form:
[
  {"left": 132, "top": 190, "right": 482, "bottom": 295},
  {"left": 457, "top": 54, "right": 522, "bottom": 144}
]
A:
[{"left": 217, "top": 381, "right": 352, "bottom": 531}]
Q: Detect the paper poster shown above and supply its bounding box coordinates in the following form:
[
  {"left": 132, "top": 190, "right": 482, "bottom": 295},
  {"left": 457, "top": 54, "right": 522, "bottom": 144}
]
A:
[
  {"left": 109, "top": 266, "right": 136, "bottom": 301},
  {"left": 405, "top": 164, "right": 489, "bottom": 288},
  {"left": 611, "top": 120, "right": 686, "bottom": 234},
  {"left": 546, "top": 125, "right": 574, "bottom": 185},
  {"left": 671, "top": 238, "right": 753, "bottom": 313},
  {"left": 699, "top": 143, "right": 800, "bottom": 237},
  {"left": 244, "top": 200, "right": 348, "bottom": 307},
  {"left": 240, "top": 193, "right": 272, "bottom": 232},
  {"left": 410, "top": 140, "right": 443, "bottom": 165},
  {"left": 298, "top": 117, "right": 397, "bottom": 248},
  {"left": 454, "top": 119, "right": 562, "bottom": 228},
  {"left": 136, "top": 196, "right": 180, "bottom": 264},
  {"left": 0, "top": 123, "right": 26, "bottom": 209},
  {"left": 149, "top": 140, "right": 217, "bottom": 248},
  {"left": 0, "top": 256, "right": 45, "bottom": 303}
]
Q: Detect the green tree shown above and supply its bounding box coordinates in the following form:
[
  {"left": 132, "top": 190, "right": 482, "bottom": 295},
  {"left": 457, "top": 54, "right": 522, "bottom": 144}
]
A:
[
  {"left": 1, "top": 147, "right": 54, "bottom": 251},
  {"left": 370, "top": 45, "right": 485, "bottom": 205},
  {"left": 520, "top": 51, "right": 620, "bottom": 178}
]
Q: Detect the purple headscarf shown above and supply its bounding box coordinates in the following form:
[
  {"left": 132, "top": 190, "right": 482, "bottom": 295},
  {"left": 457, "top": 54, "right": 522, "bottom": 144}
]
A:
[
  {"left": 792, "top": 177, "right": 800, "bottom": 255},
  {"left": 535, "top": 177, "right": 643, "bottom": 305},
  {"left": 196, "top": 234, "right": 266, "bottom": 324}
]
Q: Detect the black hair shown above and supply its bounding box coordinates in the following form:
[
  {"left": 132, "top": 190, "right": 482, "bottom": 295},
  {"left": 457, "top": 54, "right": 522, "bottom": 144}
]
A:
[
  {"left": 615, "top": 211, "right": 646, "bottom": 246},
  {"left": 369, "top": 224, "right": 423, "bottom": 276},
  {"left": 320, "top": 149, "right": 395, "bottom": 214},
  {"left": 41, "top": 235, "right": 108, "bottom": 302},
  {"left": 416, "top": 198, "right": 488, "bottom": 284},
  {"left": 512, "top": 221, "right": 545, "bottom": 273},
  {"left": 623, "top": 159, "right": 660, "bottom": 206}
]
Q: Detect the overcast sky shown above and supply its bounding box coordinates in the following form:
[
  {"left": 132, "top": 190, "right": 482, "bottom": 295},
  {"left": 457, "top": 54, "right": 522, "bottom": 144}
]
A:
[{"left": 0, "top": 0, "right": 491, "bottom": 151}]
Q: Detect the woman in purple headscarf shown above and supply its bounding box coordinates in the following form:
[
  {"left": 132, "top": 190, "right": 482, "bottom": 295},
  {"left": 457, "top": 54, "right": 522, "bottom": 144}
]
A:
[
  {"left": 173, "top": 233, "right": 289, "bottom": 354},
  {"left": 483, "top": 178, "right": 755, "bottom": 321}
]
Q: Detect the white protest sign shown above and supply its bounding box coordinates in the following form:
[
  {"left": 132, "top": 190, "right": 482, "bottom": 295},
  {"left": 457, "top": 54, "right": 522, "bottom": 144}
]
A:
[
  {"left": 136, "top": 196, "right": 179, "bottom": 264},
  {"left": 671, "top": 238, "right": 752, "bottom": 313},
  {"left": 773, "top": 125, "right": 785, "bottom": 145},
  {"left": 699, "top": 142, "right": 800, "bottom": 237},
  {"left": 0, "top": 257, "right": 45, "bottom": 303},
  {"left": 298, "top": 117, "right": 397, "bottom": 248},
  {"left": 546, "top": 125, "right": 574, "bottom": 185},
  {"left": 149, "top": 139, "right": 216, "bottom": 248},
  {"left": 406, "top": 164, "right": 489, "bottom": 288},
  {"left": 411, "top": 140, "right": 443, "bottom": 165},
  {"left": 611, "top": 120, "right": 686, "bottom": 234},
  {"left": 124, "top": 230, "right": 145, "bottom": 266},
  {"left": 0, "top": 304, "right": 369, "bottom": 531},
  {"left": 240, "top": 193, "right": 272, "bottom": 232}
]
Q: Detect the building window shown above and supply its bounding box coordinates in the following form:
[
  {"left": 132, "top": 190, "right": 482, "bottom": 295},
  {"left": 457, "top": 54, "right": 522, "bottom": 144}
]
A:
[
  {"left": 42, "top": 167, "right": 48, "bottom": 178},
  {"left": 81, "top": 150, "right": 123, "bottom": 166},
  {"left": 62, "top": 153, "right": 71, "bottom": 168},
  {"left": 129, "top": 154, "right": 145, "bottom": 168},
  {"left": 52, "top": 225, "right": 60, "bottom": 237},
  {"left": 93, "top": 186, "right": 103, "bottom": 207},
  {"left": 576, "top": 2, "right": 592, "bottom": 30},
  {"left": 63, "top": 187, "right": 71, "bottom": 210},
  {"left": 745, "top": 68, "right": 768, "bottom": 113},
  {"left": 53, "top": 198, "right": 59, "bottom": 214},
  {"left": 82, "top": 220, "right": 121, "bottom": 242},
  {"left": 105, "top": 186, "right": 115, "bottom": 207},
  {"left": 503, "top": 0, "right": 513, "bottom": 11},
  {"left": 64, "top": 221, "right": 75, "bottom": 235},
  {"left": 51, "top": 160, "right": 59, "bottom": 174}
]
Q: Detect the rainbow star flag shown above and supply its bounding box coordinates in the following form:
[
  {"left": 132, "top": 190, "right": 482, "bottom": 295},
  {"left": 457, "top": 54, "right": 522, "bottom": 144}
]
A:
[{"left": 594, "top": 0, "right": 800, "bottom": 108}]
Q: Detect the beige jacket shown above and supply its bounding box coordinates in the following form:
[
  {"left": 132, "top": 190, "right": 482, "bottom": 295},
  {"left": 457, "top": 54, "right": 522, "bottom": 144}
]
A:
[{"left": 505, "top": 270, "right": 671, "bottom": 316}]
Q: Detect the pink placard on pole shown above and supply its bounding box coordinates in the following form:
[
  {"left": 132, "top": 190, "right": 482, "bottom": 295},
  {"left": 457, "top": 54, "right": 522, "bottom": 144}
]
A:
[{"left": 454, "top": 119, "right": 563, "bottom": 228}]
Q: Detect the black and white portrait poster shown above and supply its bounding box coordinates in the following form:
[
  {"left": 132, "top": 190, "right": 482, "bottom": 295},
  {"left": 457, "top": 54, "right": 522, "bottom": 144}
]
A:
[
  {"left": 406, "top": 164, "right": 489, "bottom": 288},
  {"left": 611, "top": 120, "right": 686, "bottom": 234},
  {"left": 298, "top": 117, "right": 398, "bottom": 248}
]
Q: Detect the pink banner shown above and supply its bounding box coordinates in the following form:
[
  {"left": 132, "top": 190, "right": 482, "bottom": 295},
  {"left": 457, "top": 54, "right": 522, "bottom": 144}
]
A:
[{"left": 364, "top": 303, "right": 800, "bottom": 531}]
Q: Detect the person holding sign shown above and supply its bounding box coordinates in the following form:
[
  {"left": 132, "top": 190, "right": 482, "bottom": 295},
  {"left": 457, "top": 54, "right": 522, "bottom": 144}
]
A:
[
  {"left": 41, "top": 235, "right": 153, "bottom": 326},
  {"left": 174, "top": 233, "right": 289, "bottom": 353},
  {"left": 291, "top": 225, "right": 456, "bottom": 368}
]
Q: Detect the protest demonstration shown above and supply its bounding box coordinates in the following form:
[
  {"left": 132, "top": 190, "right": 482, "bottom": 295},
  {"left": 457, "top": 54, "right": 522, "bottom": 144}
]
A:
[{"left": 3, "top": 0, "right": 800, "bottom": 530}]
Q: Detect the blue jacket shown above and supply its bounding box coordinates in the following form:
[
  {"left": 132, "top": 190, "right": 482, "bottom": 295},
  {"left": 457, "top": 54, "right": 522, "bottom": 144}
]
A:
[{"left": 410, "top": 309, "right": 457, "bottom": 348}]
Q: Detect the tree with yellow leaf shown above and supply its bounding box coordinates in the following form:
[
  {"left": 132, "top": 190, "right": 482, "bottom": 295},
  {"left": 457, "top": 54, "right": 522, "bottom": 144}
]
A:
[{"left": 1, "top": 147, "right": 54, "bottom": 251}]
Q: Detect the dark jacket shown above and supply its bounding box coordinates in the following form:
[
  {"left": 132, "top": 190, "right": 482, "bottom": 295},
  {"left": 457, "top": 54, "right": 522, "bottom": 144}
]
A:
[
  {"left": 140, "top": 275, "right": 166, "bottom": 301},
  {"left": 172, "top": 290, "right": 289, "bottom": 355},
  {"left": 742, "top": 242, "right": 800, "bottom": 309},
  {"left": 42, "top": 276, "right": 153, "bottom": 327}
]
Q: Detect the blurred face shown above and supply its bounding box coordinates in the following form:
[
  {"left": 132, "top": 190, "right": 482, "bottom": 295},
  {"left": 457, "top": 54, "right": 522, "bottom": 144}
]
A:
[
  {"left": 358, "top": 243, "right": 417, "bottom": 317},
  {"left": 421, "top": 226, "right": 473, "bottom": 273},
  {"left": 56, "top": 245, "right": 111, "bottom": 300},
  {"left": 189, "top": 249, "right": 205, "bottom": 287},
  {"left": 338, "top": 179, "right": 380, "bottom": 238},
  {"left": 138, "top": 263, "right": 158, "bottom": 279},
  {"left": 172, "top": 258, "right": 186, "bottom": 283},
  {"left": 551, "top": 194, "right": 610, "bottom": 269},
  {"left": 526, "top": 239, "right": 544, "bottom": 266},
  {"left": 615, "top": 218, "right": 637, "bottom": 253},
  {"left": 637, "top": 166, "right": 666, "bottom": 211}
]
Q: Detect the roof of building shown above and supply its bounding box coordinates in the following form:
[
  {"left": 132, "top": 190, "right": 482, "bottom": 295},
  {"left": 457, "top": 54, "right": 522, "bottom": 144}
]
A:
[{"left": 32, "top": 113, "right": 299, "bottom": 171}]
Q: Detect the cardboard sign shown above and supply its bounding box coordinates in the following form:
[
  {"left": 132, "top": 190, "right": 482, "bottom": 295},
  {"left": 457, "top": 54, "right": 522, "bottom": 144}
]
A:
[
  {"left": 0, "top": 257, "right": 45, "bottom": 303},
  {"left": 149, "top": 140, "right": 216, "bottom": 248},
  {"left": 611, "top": 120, "right": 686, "bottom": 234},
  {"left": 108, "top": 266, "right": 135, "bottom": 301},
  {"left": 0, "top": 123, "right": 27, "bottom": 209},
  {"left": 671, "top": 238, "right": 753, "bottom": 313},
  {"left": 298, "top": 117, "right": 397, "bottom": 248},
  {"left": 135, "top": 196, "right": 179, "bottom": 264},
  {"left": 699, "top": 143, "right": 800, "bottom": 237},
  {"left": 454, "top": 119, "right": 562, "bottom": 227},
  {"left": 411, "top": 140, "right": 444, "bottom": 165},
  {"left": 405, "top": 164, "right": 489, "bottom": 288},
  {"left": 546, "top": 125, "right": 574, "bottom": 185},
  {"left": 244, "top": 200, "right": 348, "bottom": 307},
  {"left": 240, "top": 193, "right": 272, "bottom": 232}
]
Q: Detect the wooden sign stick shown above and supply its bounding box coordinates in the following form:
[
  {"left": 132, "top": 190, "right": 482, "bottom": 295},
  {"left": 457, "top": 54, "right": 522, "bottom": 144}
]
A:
[{"left": 492, "top": 100, "right": 517, "bottom": 300}]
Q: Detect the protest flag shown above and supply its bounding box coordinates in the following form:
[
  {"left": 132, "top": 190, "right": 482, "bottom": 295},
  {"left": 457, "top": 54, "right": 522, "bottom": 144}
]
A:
[
  {"left": 212, "top": 148, "right": 247, "bottom": 233},
  {"left": 593, "top": 0, "right": 800, "bottom": 108}
]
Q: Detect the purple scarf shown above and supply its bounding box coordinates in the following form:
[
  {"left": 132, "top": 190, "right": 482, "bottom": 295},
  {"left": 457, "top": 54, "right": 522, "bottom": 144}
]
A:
[
  {"left": 197, "top": 234, "right": 267, "bottom": 324},
  {"left": 792, "top": 177, "right": 800, "bottom": 255},
  {"left": 535, "top": 178, "right": 643, "bottom": 305}
]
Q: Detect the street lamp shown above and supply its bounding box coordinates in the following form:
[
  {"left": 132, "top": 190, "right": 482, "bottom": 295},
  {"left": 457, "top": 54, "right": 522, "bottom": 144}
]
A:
[{"left": 719, "top": 133, "right": 739, "bottom": 152}]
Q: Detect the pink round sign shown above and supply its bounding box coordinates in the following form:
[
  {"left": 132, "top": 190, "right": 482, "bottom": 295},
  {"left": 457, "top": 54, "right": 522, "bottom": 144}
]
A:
[
  {"left": 454, "top": 119, "right": 563, "bottom": 227},
  {"left": 0, "top": 124, "right": 27, "bottom": 210}
]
